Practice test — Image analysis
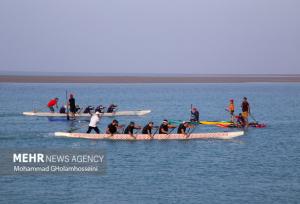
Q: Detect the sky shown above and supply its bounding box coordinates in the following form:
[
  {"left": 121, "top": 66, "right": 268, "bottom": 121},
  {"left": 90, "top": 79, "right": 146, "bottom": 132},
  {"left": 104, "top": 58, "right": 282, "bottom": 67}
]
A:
[{"left": 0, "top": 0, "right": 299, "bottom": 74}]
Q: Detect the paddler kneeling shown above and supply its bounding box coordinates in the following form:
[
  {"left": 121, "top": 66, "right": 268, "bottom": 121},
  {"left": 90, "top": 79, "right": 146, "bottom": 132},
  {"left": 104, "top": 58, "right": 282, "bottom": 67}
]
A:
[
  {"left": 124, "top": 121, "right": 141, "bottom": 139},
  {"left": 159, "top": 120, "right": 176, "bottom": 134},
  {"left": 86, "top": 111, "right": 102, "bottom": 134},
  {"left": 106, "top": 119, "right": 119, "bottom": 136},
  {"left": 236, "top": 113, "right": 246, "bottom": 128},
  {"left": 177, "top": 121, "right": 193, "bottom": 136}
]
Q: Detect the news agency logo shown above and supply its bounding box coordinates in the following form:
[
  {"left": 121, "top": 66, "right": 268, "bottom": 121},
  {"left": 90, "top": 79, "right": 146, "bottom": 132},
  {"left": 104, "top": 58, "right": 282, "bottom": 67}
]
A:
[
  {"left": 13, "top": 153, "right": 104, "bottom": 163},
  {"left": 0, "top": 149, "right": 106, "bottom": 176},
  {"left": 13, "top": 153, "right": 44, "bottom": 163}
]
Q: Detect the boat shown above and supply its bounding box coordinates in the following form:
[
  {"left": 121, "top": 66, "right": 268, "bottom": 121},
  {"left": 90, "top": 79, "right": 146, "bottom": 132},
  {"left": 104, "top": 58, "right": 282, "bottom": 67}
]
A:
[
  {"left": 217, "top": 122, "right": 266, "bottom": 128},
  {"left": 22, "top": 110, "right": 151, "bottom": 117},
  {"left": 170, "top": 119, "right": 233, "bottom": 126},
  {"left": 199, "top": 121, "right": 233, "bottom": 125},
  {"left": 54, "top": 131, "right": 244, "bottom": 140}
]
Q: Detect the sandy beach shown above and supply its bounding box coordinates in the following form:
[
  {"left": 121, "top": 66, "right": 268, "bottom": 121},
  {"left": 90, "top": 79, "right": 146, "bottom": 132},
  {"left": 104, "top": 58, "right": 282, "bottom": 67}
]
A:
[{"left": 0, "top": 75, "right": 300, "bottom": 83}]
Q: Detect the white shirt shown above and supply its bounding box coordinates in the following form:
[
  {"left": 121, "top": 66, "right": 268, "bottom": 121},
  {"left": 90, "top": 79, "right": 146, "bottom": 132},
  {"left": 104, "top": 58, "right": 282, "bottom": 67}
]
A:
[{"left": 89, "top": 114, "right": 100, "bottom": 127}]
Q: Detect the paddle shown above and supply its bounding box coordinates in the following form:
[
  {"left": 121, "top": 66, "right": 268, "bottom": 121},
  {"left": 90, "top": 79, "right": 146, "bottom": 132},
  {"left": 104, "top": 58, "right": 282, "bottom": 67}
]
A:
[
  {"left": 249, "top": 112, "right": 258, "bottom": 123},
  {"left": 169, "top": 119, "right": 183, "bottom": 125},
  {"left": 33, "top": 106, "right": 46, "bottom": 113},
  {"left": 66, "top": 90, "right": 70, "bottom": 120},
  {"left": 128, "top": 125, "right": 142, "bottom": 139},
  {"left": 32, "top": 100, "right": 46, "bottom": 113},
  {"left": 167, "top": 126, "right": 176, "bottom": 135},
  {"left": 186, "top": 123, "right": 198, "bottom": 138},
  {"left": 150, "top": 126, "right": 159, "bottom": 138}
]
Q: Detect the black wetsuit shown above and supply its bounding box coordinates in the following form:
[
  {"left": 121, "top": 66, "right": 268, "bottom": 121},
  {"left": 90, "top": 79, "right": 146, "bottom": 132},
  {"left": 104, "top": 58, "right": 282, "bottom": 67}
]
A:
[
  {"left": 95, "top": 106, "right": 105, "bottom": 113},
  {"left": 159, "top": 124, "right": 168, "bottom": 134},
  {"left": 87, "top": 126, "right": 100, "bottom": 134},
  {"left": 107, "top": 105, "right": 117, "bottom": 113},
  {"left": 142, "top": 124, "right": 152, "bottom": 134},
  {"left": 124, "top": 125, "right": 135, "bottom": 134},
  {"left": 59, "top": 106, "right": 66, "bottom": 113},
  {"left": 83, "top": 106, "right": 94, "bottom": 114},
  {"left": 69, "top": 98, "right": 76, "bottom": 113},
  {"left": 177, "top": 123, "right": 187, "bottom": 134},
  {"left": 237, "top": 116, "right": 245, "bottom": 127},
  {"left": 242, "top": 101, "right": 249, "bottom": 112},
  {"left": 107, "top": 123, "right": 117, "bottom": 134},
  {"left": 190, "top": 111, "right": 199, "bottom": 122}
]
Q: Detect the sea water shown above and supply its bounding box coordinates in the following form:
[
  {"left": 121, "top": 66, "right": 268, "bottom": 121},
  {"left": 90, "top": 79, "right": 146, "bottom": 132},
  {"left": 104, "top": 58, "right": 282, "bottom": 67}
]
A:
[{"left": 0, "top": 83, "right": 299, "bottom": 204}]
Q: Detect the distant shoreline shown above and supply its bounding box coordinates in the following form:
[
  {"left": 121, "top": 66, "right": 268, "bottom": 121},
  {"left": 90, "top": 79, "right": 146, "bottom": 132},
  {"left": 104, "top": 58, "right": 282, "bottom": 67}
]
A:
[{"left": 0, "top": 75, "right": 300, "bottom": 83}]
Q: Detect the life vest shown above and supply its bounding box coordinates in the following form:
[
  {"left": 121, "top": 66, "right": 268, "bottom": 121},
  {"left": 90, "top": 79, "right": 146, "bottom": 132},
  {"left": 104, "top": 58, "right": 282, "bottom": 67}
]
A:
[{"left": 229, "top": 103, "right": 235, "bottom": 112}]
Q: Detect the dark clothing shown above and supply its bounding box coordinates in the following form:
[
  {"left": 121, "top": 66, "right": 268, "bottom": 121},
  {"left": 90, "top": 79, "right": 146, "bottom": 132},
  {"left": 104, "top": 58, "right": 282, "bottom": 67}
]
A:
[
  {"left": 177, "top": 124, "right": 187, "bottom": 134},
  {"left": 87, "top": 126, "right": 100, "bottom": 134},
  {"left": 69, "top": 98, "right": 76, "bottom": 113},
  {"left": 70, "top": 107, "right": 76, "bottom": 113},
  {"left": 49, "top": 106, "right": 55, "bottom": 112},
  {"left": 59, "top": 106, "right": 66, "bottom": 113},
  {"left": 75, "top": 106, "right": 81, "bottom": 113},
  {"left": 142, "top": 124, "right": 152, "bottom": 134},
  {"left": 190, "top": 111, "right": 199, "bottom": 122},
  {"left": 159, "top": 124, "right": 168, "bottom": 134},
  {"left": 107, "top": 123, "right": 117, "bottom": 134},
  {"left": 237, "top": 116, "right": 245, "bottom": 127},
  {"left": 83, "top": 106, "right": 94, "bottom": 114},
  {"left": 107, "top": 105, "right": 117, "bottom": 113},
  {"left": 95, "top": 106, "right": 105, "bottom": 113},
  {"left": 242, "top": 101, "right": 249, "bottom": 112},
  {"left": 124, "top": 125, "right": 135, "bottom": 134}
]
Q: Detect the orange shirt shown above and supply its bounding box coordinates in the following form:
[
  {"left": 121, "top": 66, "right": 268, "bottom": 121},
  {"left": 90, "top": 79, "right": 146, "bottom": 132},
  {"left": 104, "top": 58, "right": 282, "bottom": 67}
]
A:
[{"left": 229, "top": 103, "right": 235, "bottom": 112}]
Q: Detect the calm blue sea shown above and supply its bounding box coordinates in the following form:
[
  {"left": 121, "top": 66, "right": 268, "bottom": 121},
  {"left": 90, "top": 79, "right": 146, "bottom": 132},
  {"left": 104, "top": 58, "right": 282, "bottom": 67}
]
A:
[{"left": 0, "top": 83, "right": 299, "bottom": 204}]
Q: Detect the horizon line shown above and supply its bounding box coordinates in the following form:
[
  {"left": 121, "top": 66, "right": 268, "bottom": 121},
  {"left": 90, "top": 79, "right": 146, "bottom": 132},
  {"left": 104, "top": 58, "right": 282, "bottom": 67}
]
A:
[
  {"left": 0, "top": 70, "right": 300, "bottom": 77},
  {"left": 1, "top": 75, "right": 300, "bottom": 83}
]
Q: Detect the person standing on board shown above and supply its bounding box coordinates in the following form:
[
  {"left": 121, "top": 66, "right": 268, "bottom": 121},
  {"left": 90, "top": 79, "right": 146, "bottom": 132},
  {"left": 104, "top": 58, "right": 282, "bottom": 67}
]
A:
[
  {"left": 159, "top": 120, "right": 176, "bottom": 134},
  {"left": 47, "top": 98, "right": 59, "bottom": 112},
  {"left": 124, "top": 121, "right": 141, "bottom": 138},
  {"left": 68, "top": 94, "right": 76, "bottom": 118},
  {"left": 228, "top": 99, "right": 235, "bottom": 122},
  {"left": 142, "top": 122, "right": 154, "bottom": 136},
  {"left": 106, "top": 119, "right": 119, "bottom": 135},
  {"left": 241, "top": 97, "right": 250, "bottom": 127},
  {"left": 86, "top": 112, "right": 101, "bottom": 134},
  {"left": 190, "top": 107, "right": 200, "bottom": 122}
]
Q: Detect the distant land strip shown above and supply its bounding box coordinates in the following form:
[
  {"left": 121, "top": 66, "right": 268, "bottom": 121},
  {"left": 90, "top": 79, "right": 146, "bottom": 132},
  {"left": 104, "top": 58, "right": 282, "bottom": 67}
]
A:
[{"left": 1, "top": 75, "right": 300, "bottom": 83}]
